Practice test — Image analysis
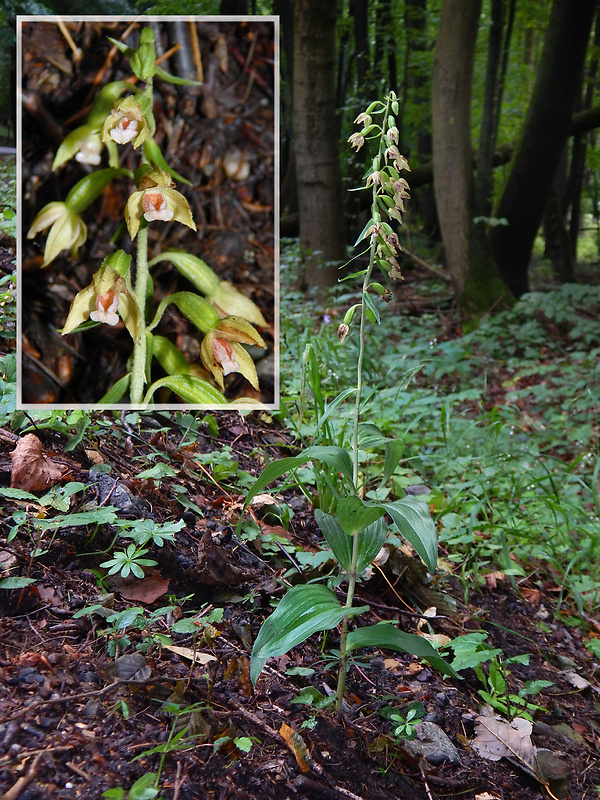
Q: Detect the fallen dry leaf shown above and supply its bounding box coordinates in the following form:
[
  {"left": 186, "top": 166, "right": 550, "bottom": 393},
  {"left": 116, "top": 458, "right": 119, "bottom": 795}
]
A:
[
  {"left": 163, "top": 644, "right": 217, "bottom": 666},
  {"left": 472, "top": 715, "right": 535, "bottom": 768},
  {"left": 562, "top": 669, "right": 589, "bottom": 690},
  {"left": 279, "top": 723, "right": 311, "bottom": 772},
  {"left": 484, "top": 570, "right": 505, "bottom": 590},
  {"left": 521, "top": 587, "right": 543, "bottom": 604},
  {"left": 108, "top": 569, "right": 170, "bottom": 604},
  {"left": 10, "top": 434, "right": 65, "bottom": 491}
]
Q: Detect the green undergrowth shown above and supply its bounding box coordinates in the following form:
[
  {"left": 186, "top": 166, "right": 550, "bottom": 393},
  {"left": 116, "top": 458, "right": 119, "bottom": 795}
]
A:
[{"left": 278, "top": 241, "right": 600, "bottom": 616}]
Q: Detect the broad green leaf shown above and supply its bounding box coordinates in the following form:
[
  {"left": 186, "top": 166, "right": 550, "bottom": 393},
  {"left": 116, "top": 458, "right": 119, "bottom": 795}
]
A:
[
  {"left": 337, "top": 495, "right": 385, "bottom": 536},
  {"left": 357, "top": 422, "right": 392, "bottom": 450},
  {"left": 136, "top": 463, "right": 177, "bottom": 480},
  {"left": 237, "top": 446, "right": 354, "bottom": 534},
  {"left": 33, "top": 507, "right": 118, "bottom": 530},
  {"left": 315, "top": 510, "right": 352, "bottom": 571},
  {"left": 316, "top": 510, "right": 386, "bottom": 573},
  {"left": 346, "top": 623, "right": 459, "bottom": 678},
  {"left": 381, "top": 497, "right": 438, "bottom": 572},
  {"left": 251, "top": 584, "right": 368, "bottom": 684},
  {"left": 0, "top": 577, "right": 36, "bottom": 589},
  {"left": 381, "top": 439, "right": 405, "bottom": 485}
]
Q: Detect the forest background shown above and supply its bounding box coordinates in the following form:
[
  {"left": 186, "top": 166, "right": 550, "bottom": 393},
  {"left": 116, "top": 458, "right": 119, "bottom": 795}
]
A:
[{"left": 0, "top": 2, "right": 599, "bottom": 798}]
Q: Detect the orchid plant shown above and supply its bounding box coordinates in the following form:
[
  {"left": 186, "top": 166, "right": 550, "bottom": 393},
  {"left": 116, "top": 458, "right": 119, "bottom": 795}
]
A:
[
  {"left": 237, "top": 92, "right": 457, "bottom": 711},
  {"left": 26, "top": 23, "right": 268, "bottom": 406}
]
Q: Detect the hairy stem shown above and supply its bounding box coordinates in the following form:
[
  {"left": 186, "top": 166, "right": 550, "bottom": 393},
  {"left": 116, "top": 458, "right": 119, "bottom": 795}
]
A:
[{"left": 129, "top": 224, "right": 149, "bottom": 405}]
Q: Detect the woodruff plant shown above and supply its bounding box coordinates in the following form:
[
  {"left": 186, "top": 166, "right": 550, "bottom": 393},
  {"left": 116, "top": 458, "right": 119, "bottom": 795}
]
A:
[
  {"left": 238, "top": 92, "right": 457, "bottom": 711},
  {"left": 27, "top": 25, "right": 266, "bottom": 406}
]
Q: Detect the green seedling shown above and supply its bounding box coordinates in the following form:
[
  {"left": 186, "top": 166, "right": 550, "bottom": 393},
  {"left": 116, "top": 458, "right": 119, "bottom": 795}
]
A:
[{"left": 102, "top": 772, "right": 162, "bottom": 800}]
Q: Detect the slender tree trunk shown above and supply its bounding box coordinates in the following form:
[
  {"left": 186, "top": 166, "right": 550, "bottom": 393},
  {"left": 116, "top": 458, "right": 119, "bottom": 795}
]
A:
[
  {"left": 566, "top": 11, "right": 600, "bottom": 257},
  {"left": 351, "top": 0, "right": 370, "bottom": 91},
  {"left": 476, "top": 0, "right": 504, "bottom": 213},
  {"left": 432, "top": 0, "right": 511, "bottom": 315},
  {"left": 293, "top": 0, "right": 347, "bottom": 293},
  {"left": 278, "top": 0, "right": 296, "bottom": 220},
  {"left": 405, "top": 0, "right": 437, "bottom": 237},
  {"left": 491, "top": 0, "right": 597, "bottom": 297}
]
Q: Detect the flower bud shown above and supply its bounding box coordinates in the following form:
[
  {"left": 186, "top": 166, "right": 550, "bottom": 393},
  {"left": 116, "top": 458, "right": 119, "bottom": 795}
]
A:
[
  {"left": 338, "top": 323, "right": 350, "bottom": 343},
  {"left": 27, "top": 202, "right": 87, "bottom": 267},
  {"left": 53, "top": 126, "right": 103, "bottom": 170}
]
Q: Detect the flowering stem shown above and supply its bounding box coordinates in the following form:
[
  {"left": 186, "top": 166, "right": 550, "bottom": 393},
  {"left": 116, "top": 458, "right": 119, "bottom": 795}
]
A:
[
  {"left": 130, "top": 224, "right": 149, "bottom": 405},
  {"left": 129, "top": 73, "right": 155, "bottom": 406},
  {"left": 335, "top": 97, "right": 391, "bottom": 714}
]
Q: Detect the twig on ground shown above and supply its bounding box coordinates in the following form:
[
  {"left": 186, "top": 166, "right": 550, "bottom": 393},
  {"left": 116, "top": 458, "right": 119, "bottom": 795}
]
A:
[{"left": 1, "top": 751, "right": 45, "bottom": 800}]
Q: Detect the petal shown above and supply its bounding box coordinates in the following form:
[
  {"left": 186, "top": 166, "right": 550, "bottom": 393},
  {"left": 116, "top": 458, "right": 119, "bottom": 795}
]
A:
[
  {"left": 27, "top": 202, "right": 67, "bottom": 238},
  {"left": 61, "top": 284, "right": 97, "bottom": 335},
  {"left": 215, "top": 316, "right": 266, "bottom": 348},
  {"left": 43, "top": 211, "right": 87, "bottom": 267},
  {"left": 125, "top": 191, "right": 145, "bottom": 239},
  {"left": 162, "top": 189, "right": 197, "bottom": 232}
]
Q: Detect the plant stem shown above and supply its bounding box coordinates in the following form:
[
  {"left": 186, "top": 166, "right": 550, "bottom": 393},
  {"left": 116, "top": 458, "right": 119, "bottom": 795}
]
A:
[
  {"left": 130, "top": 224, "right": 149, "bottom": 404},
  {"left": 335, "top": 162, "right": 381, "bottom": 715},
  {"left": 335, "top": 97, "right": 390, "bottom": 713},
  {"left": 129, "top": 79, "right": 154, "bottom": 405}
]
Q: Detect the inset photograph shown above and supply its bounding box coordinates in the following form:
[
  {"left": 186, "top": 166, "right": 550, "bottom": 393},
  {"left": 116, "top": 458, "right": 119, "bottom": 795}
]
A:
[{"left": 19, "top": 16, "right": 277, "bottom": 408}]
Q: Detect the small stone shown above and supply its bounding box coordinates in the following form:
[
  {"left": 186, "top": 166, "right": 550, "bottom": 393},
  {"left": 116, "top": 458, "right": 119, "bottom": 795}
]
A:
[
  {"left": 402, "top": 722, "right": 461, "bottom": 766},
  {"left": 536, "top": 749, "right": 570, "bottom": 800}
]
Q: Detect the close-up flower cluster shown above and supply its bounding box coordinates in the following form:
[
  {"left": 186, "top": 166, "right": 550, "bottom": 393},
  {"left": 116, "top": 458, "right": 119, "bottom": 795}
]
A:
[{"left": 21, "top": 18, "right": 275, "bottom": 407}]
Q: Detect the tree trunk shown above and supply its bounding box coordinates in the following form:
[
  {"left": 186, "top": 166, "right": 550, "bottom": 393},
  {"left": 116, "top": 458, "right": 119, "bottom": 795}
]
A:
[
  {"left": 566, "top": 11, "right": 600, "bottom": 257},
  {"left": 491, "top": 0, "right": 597, "bottom": 297},
  {"left": 432, "top": 0, "right": 512, "bottom": 315},
  {"left": 543, "top": 182, "right": 576, "bottom": 283},
  {"left": 476, "top": 0, "right": 505, "bottom": 213},
  {"left": 351, "top": 0, "right": 370, "bottom": 91},
  {"left": 405, "top": 0, "right": 438, "bottom": 238},
  {"left": 293, "top": 0, "right": 347, "bottom": 293}
]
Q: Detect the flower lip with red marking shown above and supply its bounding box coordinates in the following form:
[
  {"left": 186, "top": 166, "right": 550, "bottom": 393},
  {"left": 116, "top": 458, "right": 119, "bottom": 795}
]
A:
[
  {"left": 142, "top": 191, "right": 174, "bottom": 222},
  {"left": 90, "top": 288, "right": 120, "bottom": 326},
  {"left": 212, "top": 338, "right": 239, "bottom": 376}
]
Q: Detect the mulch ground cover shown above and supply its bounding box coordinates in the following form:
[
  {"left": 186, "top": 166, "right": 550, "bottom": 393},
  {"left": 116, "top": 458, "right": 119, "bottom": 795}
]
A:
[{"left": 0, "top": 411, "right": 598, "bottom": 800}]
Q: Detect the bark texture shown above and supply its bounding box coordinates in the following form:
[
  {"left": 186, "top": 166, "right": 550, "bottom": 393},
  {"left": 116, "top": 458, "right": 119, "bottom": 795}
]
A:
[
  {"left": 293, "top": 0, "right": 347, "bottom": 293},
  {"left": 491, "top": 0, "right": 598, "bottom": 296},
  {"left": 432, "top": 0, "right": 511, "bottom": 315}
]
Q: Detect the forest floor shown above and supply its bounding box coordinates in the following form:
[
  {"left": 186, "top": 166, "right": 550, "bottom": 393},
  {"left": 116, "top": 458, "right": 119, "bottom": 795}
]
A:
[{"left": 0, "top": 402, "right": 599, "bottom": 800}]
